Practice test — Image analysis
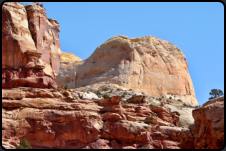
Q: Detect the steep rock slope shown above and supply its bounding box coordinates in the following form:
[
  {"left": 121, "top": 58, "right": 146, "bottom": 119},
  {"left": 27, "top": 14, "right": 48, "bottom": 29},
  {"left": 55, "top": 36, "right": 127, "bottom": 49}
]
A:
[
  {"left": 55, "top": 52, "right": 83, "bottom": 88},
  {"left": 2, "top": 2, "right": 61, "bottom": 88},
  {"left": 74, "top": 35, "right": 197, "bottom": 105}
]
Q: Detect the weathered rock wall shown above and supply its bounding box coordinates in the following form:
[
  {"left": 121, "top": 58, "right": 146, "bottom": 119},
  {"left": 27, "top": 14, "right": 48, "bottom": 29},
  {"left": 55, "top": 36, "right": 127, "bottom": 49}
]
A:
[
  {"left": 55, "top": 52, "right": 82, "bottom": 88},
  {"left": 74, "top": 35, "right": 198, "bottom": 105},
  {"left": 2, "top": 87, "right": 184, "bottom": 149},
  {"left": 2, "top": 2, "right": 61, "bottom": 88},
  {"left": 25, "top": 2, "right": 61, "bottom": 79},
  {"left": 180, "top": 96, "right": 224, "bottom": 149}
]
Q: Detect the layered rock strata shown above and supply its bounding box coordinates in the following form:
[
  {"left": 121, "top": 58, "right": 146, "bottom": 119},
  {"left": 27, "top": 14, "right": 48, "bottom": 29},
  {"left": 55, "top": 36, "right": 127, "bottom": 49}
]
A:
[
  {"left": 2, "top": 2, "right": 61, "bottom": 88},
  {"left": 2, "top": 87, "right": 184, "bottom": 149},
  {"left": 73, "top": 35, "right": 197, "bottom": 105}
]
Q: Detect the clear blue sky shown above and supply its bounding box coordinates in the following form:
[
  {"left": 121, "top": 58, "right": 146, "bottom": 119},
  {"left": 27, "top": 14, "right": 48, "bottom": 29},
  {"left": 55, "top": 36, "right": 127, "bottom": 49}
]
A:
[{"left": 22, "top": 2, "right": 224, "bottom": 105}]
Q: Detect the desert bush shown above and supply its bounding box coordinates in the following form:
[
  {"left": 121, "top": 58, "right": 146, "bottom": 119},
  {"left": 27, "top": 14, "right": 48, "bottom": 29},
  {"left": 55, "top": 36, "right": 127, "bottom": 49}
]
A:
[
  {"left": 129, "top": 89, "right": 132, "bottom": 91},
  {"left": 64, "top": 85, "right": 68, "bottom": 90},
  {"left": 117, "top": 88, "right": 120, "bottom": 91},
  {"left": 177, "top": 99, "right": 182, "bottom": 102},
  {"left": 15, "top": 138, "right": 32, "bottom": 149},
  {"left": 144, "top": 119, "right": 152, "bottom": 124},
  {"left": 102, "top": 94, "right": 110, "bottom": 99},
  {"left": 95, "top": 90, "right": 101, "bottom": 96},
  {"left": 169, "top": 97, "right": 172, "bottom": 99},
  {"left": 103, "top": 87, "right": 109, "bottom": 91},
  {"left": 121, "top": 99, "right": 125, "bottom": 104},
  {"left": 74, "top": 96, "right": 78, "bottom": 99}
]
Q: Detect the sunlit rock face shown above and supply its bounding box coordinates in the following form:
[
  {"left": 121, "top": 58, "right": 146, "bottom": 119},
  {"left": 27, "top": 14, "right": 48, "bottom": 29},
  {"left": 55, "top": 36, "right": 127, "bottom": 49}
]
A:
[
  {"left": 74, "top": 35, "right": 198, "bottom": 105},
  {"left": 25, "top": 2, "right": 61, "bottom": 79},
  {"left": 2, "top": 2, "right": 61, "bottom": 88},
  {"left": 55, "top": 52, "right": 82, "bottom": 88}
]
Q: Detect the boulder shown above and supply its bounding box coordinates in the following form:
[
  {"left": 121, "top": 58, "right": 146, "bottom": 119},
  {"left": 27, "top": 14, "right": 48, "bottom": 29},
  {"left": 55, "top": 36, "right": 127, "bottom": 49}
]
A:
[
  {"left": 127, "top": 95, "right": 147, "bottom": 104},
  {"left": 81, "top": 92, "right": 99, "bottom": 100},
  {"left": 149, "top": 105, "right": 179, "bottom": 126}
]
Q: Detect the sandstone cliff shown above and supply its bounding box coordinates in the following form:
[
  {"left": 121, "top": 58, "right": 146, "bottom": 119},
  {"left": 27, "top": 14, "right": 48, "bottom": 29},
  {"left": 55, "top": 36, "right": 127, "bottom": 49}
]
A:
[
  {"left": 2, "top": 87, "right": 186, "bottom": 149},
  {"left": 73, "top": 35, "right": 197, "bottom": 105},
  {"left": 61, "top": 52, "right": 82, "bottom": 64},
  {"left": 180, "top": 96, "right": 224, "bottom": 149},
  {"left": 2, "top": 2, "right": 61, "bottom": 88},
  {"left": 55, "top": 52, "right": 83, "bottom": 88}
]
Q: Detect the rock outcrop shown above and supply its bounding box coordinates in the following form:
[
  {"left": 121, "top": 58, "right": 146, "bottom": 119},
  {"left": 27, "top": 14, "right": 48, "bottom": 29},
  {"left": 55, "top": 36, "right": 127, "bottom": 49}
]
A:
[
  {"left": 2, "top": 87, "right": 184, "bottom": 149},
  {"left": 55, "top": 52, "right": 82, "bottom": 88},
  {"left": 2, "top": 2, "right": 61, "bottom": 89},
  {"left": 180, "top": 96, "right": 224, "bottom": 149},
  {"left": 60, "top": 52, "right": 82, "bottom": 64},
  {"left": 73, "top": 35, "right": 197, "bottom": 105}
]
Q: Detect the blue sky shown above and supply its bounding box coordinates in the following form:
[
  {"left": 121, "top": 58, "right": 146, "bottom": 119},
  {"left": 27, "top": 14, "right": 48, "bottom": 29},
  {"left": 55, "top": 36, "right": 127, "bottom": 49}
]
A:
[{"left": 21, "top": 2, "right": 224, "bottom": 105}]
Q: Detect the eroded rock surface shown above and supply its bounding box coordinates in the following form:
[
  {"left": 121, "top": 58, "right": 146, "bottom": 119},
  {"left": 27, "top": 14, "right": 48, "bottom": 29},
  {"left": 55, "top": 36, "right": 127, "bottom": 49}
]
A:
[
  {"left": 56, "top": 56, "right": 83, "bottom": 89},
  {"left": 2, "top": 87, "right": 184, "bottom": 149},
  {"left": 73, "top": 35, "right": 197, "bottom": 105},
  {"left": 180, "top": 96, "right": 224, "bottom": 149},
  {"left": 2, "top": 2, "right": 61, "bottom": 89}
]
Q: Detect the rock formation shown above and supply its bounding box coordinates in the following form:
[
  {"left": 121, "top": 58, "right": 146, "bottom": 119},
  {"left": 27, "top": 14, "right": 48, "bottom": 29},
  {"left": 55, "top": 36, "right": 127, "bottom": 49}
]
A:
[
  {"left": 72, "top": 35, "right": 197, "bottom": 105},
  {"left": 180, "top": 96, "right": 224, "bottom": 149},
  {"left": 61, "top": 52, "right": 82, "bottom": 64},
  {"left": 2, "top": 2, "right": 61, "bottom": 89},
  {"left": 2, "top": 87, "right": 186, "bottom": 149},
  {"left": 55, "top": 52, "right": 82, "bottom": 88}
]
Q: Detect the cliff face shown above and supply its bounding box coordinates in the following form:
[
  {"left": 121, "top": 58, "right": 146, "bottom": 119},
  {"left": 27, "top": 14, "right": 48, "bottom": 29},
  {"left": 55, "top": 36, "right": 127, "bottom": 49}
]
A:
[
  {"left": 2, "top": 87, "right": 184, "bottom": 149},
  {"left": 180, "top": 96, "right": 224, "bottom": 149},
  {"left": 74, "top": 35, "right": 198, "bottom": 105},
  {"left": 55, "top": 52, "right": 83, "bottom": 88},
  {"left": 2, "top": 2, "right": 61, "bottom": 88}
]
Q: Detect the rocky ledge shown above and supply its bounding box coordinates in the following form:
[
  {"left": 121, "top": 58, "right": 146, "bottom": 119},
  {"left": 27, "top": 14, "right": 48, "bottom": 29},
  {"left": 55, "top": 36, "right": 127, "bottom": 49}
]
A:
[{"left": 2, "top": 87, "right": 223, "bottom": 149}]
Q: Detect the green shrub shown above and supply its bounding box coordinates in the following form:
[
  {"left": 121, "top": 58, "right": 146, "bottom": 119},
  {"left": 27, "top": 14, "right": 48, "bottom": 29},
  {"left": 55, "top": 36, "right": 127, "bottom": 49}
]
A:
[
  {"left": 183, "top": 103, "right": 187, "bottom": 106},
  {"left": 188, "top": 124, "right": 193, "bottom": 128},
  {"left": 64, "top": 85, "right": 68, "bottom": 90},
  {"left": 103, "top": 87, "right": 109, "bottom": 91},
  {"left": 102, "top": 94, "right": 110, "bottom": 99},
  {"left": 129, "top": 89, "right": 132, "bottom": 91},
  {"left": 144, "top": 119, "right": 152, "bottom": 124},
  {"left": 74, "top": 96, "right": 78, "bottom": 99},
  {"left": 15, "top": 138, "right": 32, "bottom": 149},
  {"left": 121, "top": 94, "right": 126, "bottom": 98},
  {"left": 121, "top": 99, "right": 125, "bottom": 104},
  {"left": 117, "top": 88, "right": 120, "bottom": 91},
  {"left": 123, "top": 92, "right": 127, "bottom": 95},
  {"left": 158, "top": 98, "right": 162, "bottom": 101},
  {"left": 95, "top": 90, "right": 101, "bottom": 96},
  {"left": 169, "top": 97, "right": 172, "bottom": 99},
  {"left": 152, "top": 113, "right": 156, "bottom": 117}
]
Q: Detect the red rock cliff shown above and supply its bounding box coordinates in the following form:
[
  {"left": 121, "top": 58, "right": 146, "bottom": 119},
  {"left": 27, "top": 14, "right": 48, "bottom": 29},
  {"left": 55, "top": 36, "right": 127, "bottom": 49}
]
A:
[{"left": 2, "top": 2, "right": 61, "bottom": 89}]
